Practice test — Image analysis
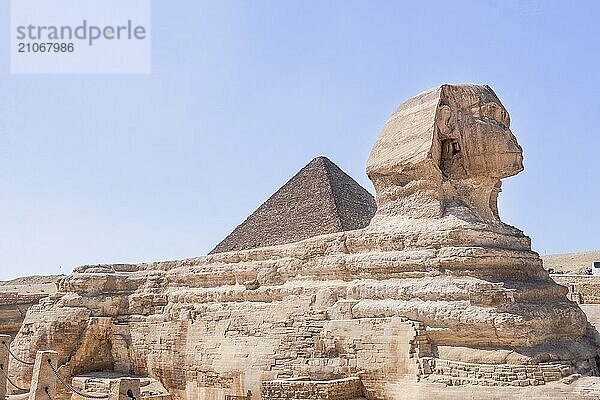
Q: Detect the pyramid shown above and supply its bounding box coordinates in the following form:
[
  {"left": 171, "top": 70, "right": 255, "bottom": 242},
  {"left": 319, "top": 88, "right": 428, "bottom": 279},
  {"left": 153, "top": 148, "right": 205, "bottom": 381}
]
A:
[{"left": 209, "top": 156, "right": 376, "bottom": 254}]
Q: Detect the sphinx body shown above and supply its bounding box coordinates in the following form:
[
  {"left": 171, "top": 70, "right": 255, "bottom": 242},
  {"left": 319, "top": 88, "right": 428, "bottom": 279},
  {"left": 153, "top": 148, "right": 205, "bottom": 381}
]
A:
[{"left": 7, "top": 85, "right": 599, "bottom": 400}]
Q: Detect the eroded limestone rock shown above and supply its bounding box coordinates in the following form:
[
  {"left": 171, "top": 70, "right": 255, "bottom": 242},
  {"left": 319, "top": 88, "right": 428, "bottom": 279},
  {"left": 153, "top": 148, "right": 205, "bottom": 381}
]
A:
[{"left": 6, "top": 84, "right": 599, "bottom": 400}]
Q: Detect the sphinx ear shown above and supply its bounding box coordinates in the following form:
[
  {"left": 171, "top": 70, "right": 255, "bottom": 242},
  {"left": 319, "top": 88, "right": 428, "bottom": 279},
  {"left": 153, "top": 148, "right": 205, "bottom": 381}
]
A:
[{"left": 436, "top": 104, "right": 452, "bottom": 136}]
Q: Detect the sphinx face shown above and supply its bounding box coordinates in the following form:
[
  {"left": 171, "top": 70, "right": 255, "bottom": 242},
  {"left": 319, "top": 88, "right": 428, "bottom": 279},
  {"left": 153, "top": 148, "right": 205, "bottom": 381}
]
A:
[
  {"left": 439, "top": 87, "right": 524, "bottom": 181},
  {"left": 367, "top": 84, "right": 525, "bottom": 221},
  {"left": 460, "top": 100, "right": 524, "bottom": 178}
]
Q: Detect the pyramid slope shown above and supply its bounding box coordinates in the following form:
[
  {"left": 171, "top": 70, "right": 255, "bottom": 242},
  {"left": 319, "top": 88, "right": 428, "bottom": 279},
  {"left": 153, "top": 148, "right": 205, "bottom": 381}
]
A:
[
  {"left": 209, "top": 156, "right": 376, "bottom": 254},
  {"left": 323, "top": 158, "right": 377, "bottom": 231}
]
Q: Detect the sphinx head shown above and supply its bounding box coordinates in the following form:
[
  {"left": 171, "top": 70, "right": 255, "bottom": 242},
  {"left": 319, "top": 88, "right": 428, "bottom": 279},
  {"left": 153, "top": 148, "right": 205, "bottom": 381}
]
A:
[{"left": 367, "top": 84, "right": 523, "bottom": 222}]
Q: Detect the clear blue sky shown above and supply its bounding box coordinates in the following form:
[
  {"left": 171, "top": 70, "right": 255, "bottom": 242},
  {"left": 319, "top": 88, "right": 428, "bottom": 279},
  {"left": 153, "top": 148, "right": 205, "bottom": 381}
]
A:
[{"left": 0, "top": 1, "right": 598, "bottom": 280}]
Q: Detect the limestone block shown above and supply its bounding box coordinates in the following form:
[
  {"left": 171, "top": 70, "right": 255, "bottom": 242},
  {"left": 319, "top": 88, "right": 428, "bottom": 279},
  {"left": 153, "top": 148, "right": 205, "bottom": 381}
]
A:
[
  {"left": 108, "top": 378, "right": 140, "bottom": 400},
  {"left": 29, "top": 350, "right": 58, "bottom": 400}
]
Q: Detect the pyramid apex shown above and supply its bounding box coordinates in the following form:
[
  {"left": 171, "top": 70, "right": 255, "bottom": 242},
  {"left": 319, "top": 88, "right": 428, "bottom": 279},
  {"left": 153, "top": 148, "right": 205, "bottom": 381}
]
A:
[
  {"left": 310, "top": 155, "right": 333, "bottom": 164},
  {"left": 209, "top": 156, "right": 376, "bottom": 254}
]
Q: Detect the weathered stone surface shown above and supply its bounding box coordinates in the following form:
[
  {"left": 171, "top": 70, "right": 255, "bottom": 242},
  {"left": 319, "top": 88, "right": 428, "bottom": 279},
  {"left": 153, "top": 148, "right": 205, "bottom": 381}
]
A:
[
  {"left": 70, "top": 373, "right": 170, "bottom": 400},
  {"left": 0, "top": 278, "right": 59, "bottom": 335},
  {"left": 4, "top": 84, "right": 600, "bottom": 400},
  {"left": 29, "top": 350, "right": 58, "bottom": 400},
  {"left": 261, "top": 377, "right": 364, "bottom": 400}
]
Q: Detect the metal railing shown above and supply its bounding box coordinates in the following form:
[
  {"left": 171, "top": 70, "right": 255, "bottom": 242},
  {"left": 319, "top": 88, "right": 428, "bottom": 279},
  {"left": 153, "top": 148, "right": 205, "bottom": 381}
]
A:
[
  {"left": 0, "top": 362, "right": 30, "bottom": 392},
  {"left": 2, "top": 340, "right": 35, "bottom": 366},
  {"left": 1, "top": 338, "right": 139, "bottom": 400}
]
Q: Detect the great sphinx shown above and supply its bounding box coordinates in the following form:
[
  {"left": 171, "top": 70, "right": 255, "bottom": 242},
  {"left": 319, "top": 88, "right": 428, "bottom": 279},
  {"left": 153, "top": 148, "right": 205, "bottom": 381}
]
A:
[{"left": 6, "top": 85, "right": 599, "bottom": 400}]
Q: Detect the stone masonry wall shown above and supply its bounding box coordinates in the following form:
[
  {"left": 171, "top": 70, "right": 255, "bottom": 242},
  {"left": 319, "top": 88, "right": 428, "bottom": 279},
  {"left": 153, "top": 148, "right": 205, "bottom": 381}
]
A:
[
  {"left": 422, "top": 358, "right": 596, "bottom": 387},
  {"left": 111, "top": 299, "right": 421, "bottom": 400},
  {"left": 14, "top": 292, "right": 421, "bottom": 400},
  {"left": 552, "top": 275, "right": 600, "bottom": 304},
  {"left": 261, "top": 377, "right": 363, "bottom": 400}
]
